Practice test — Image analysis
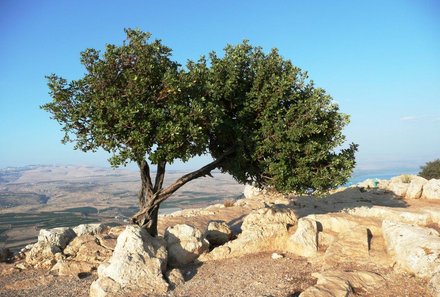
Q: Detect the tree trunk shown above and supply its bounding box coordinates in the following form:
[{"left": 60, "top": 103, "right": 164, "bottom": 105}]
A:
[
  {"left": 131, "top": 147, "right": 235, "bottom": 236},
  {"left": 132, "top": 160, "right": 164, "bottom": 236}
]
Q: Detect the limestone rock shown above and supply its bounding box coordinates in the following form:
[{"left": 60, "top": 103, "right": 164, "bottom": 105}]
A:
[
  {"left": 73, "top": 223, "right": 106, "bottom": 237},
  {"left": 406, "top": 176, "right": 428, "bottom": 199},
  {"left": 287, "top": 217, "right": 318, "bottom": 257},
  {"left": 165, "top": 268, "right": 185, "bottom": 289},
  {"left": 241, "top": 204, "right": 297, "bottom": 239},
  {"left": 271, "top": 252, "right": 284, "bottom": 260},
  {"left": 429, "top": 272, "right": 440, "bottom": 297},
  {"left": 243, "top": 184, "right": 264, "bottom": 199},
  {"left": 300, "top": 270, "right": 385, "bottom": 297},
  {"left": 165, "top": 224, "right": 209, "bottom": 267},
  {"left": 51, "top": 259, "right": 96, "bottom": 277},
  {"left": 323, "top": 226, "right": 370, "bottom": 267},
  {"left": 382, "top": 220, "right": 440, "bottom": 277},
  {"left": 38, "top": 227, "right": 76, "bottom": 249},
  {"left": 387, "top": 175, "right": 411, "bottom": 197},
  {"left": 27, "top": 242, "right": 61, "bottom": 268},
  {"left": 422, "top": 179, "right": 440, "bottom": 200},
  {"left": 200, "top": 205, "right": 297, "bottom": 261},
  {"left": 205, "top": 220, "right": 232, "bottom": 246},
  {"left": 64, "top": 234, "right": 113, "bottom": 264},
  {"left": 90, "top": 225, "right": 168, "bottom": 296}
]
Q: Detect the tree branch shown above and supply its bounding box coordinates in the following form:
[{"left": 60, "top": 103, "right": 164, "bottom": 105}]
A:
[{"left": 153, "top": 146, "right": 236, "bottom": 206}]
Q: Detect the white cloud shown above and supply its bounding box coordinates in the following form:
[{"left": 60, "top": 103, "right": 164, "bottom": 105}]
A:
[{"left": 400, "top": 116, "right": 417, "bottom": 121}]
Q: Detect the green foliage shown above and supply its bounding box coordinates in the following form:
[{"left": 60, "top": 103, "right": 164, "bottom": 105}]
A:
[
  {"left": 419, "top": 159, "right": 440, "bottom": 180},
  {"left": 42, "top": 29, "right": 357, "bottom": 195}
]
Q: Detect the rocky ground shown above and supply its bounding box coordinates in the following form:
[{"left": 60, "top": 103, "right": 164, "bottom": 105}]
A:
[{"left": 1, "top": 174, "right": 440, "bottom": 297}]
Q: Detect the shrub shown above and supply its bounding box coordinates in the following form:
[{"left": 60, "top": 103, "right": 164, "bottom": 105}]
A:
[
  {"left": 223, "top": 199, "right": 236, "bottom": 207},
  {"left": 419, "top": 159, "right": 440, "bottom": 180},
  {"left": 401, "top": 175, "right": 412, "bottom": 183}
]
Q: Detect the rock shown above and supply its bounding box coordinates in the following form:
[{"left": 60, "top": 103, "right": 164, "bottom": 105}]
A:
[
  {"left": 38, "top": 227, "right": 77, "bottom": 249},
  {"left": 165, "top": 268, "right": 185, "bottom": 288},
  {"left": 271, "top": 252, "right": 284, "bottom": 260},
  {"left": 241, "top": 204, "right": 297, "bottom": 238},
  {"left": 73, "top": 224, "right": 106, "bottom": 236},
  {"left": 26, "top": 241, "right": 61, "bottom": 268},
  {"left": 429, "top": 272, "right": 440, "bottom": 297},
  {"left": 300, "top": 270, "right": 385, "bottom": 297},
  {"left": 51, "top": 259, "right": 96, "bottom": 277},
  {"left": 422, "top": 179, "right": 440, "bottom": 200},
  {"left": 90, "top": 225, "right": 168, "bottom": 296},
  {"left": 287, "top": 217, "right": 318, "bottom": 257},
  {"left": 382, "top": 220, "right": 440, "bottom": 277},
  {"left": 205, "top": 220, "right": 232, "bottom": 246},
  {"left": 323, "top": 226, "right": 370, "bottom": 267},
  {"left": 406, "top": 176, "right": 428, "bottom": 199},
  {"left": 387, "top": 175, "right": 411, "bottom": 197},
  {"left": 200, "top": 205, "right": 297, "bottom": 261},
  {"left": 243, "top": 184, "right": 264, "bottom": 199},
  {"left": 344, "top": 206, "right": 432, "bottom": 226},
  {"left": 165, "top": 224, "right": 209, "bottom": 267},
  {"left": 64, "top": 234, "right": 113, "bottom": 264},
  {"left": 0, "top": 247, "right": 11, "bottom": 262}
]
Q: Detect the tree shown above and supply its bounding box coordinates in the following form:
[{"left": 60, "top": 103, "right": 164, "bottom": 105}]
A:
[
  {"left": 42, "top": 29, "right": 357, "bottom": 236},
  {"left": 419, "top": 159, "right": 440, "bottom": 179}
]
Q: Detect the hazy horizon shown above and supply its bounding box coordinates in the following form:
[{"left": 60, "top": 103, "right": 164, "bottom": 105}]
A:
[{"left": 1, "top": 1, "right": 439, "bottom": 172}]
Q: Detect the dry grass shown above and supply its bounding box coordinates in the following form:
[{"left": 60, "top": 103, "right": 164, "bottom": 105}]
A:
[{"left": 223, "top": 199, "right": 236, "bottom": 207}]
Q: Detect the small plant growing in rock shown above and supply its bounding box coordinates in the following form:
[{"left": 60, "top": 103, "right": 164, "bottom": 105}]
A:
[
  {"left": 419, "top": 159, "right": 440, "bottom": 180},
  {"left": 223, "top": 199, "right": 236, "bottom": 207},
  {"left": 401, "top": 175, "right": 412, "bottom": 183}
]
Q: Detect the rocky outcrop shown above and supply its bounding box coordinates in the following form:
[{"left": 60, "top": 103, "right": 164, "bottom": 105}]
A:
[
  {"left": 243, "top": 185, "right": 264, "bottom": 199},
  {"left": 388, "top": 175, "right": 412, "bottom": 197},
  {"left": 422, "top": 179, "right": 440, "bottom": 200},
  {"left": 73, "top": 223, "right": 106, "bottom": 237},
  {"left": 26, "top": 227, "right": 76, "bottom": 268},
  {"left": 382, "top": 220, "right": 440, "bottom": 277},
  {"left": 90, "top": 225, "right": 168, "bottom": 297},
  {"left": 200, "top": 204, "right": 297, "bottom": 261},
  {"left": 287, "top": 217, "right": 318, "bottom": 257},
  {"left": 406, "top": 176, "right": 428, "bottom": 199},
  {"left": 164, "top": 224, "right": 209, "bottom": 267},
  {"left": 429, "top": 272, "right": 440, "bottom": 297},
  {"left": 205, "top": 220, "right": 232, "bottom": 246},
  {"left": 300, "top": 270, "right": 385, "bottom": 297}
]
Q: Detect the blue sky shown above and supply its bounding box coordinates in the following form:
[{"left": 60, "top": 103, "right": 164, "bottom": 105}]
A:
[{"left": 0, "top": 0, "right": 439, "bottom": 172}]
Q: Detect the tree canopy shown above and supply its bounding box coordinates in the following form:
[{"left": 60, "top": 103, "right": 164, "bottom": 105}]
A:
[
  {"left": 42, "top": 29, "right": 357, "bottom": 235},
  {"left": 419, "top": 159, "right": 440, "bottom": 180}
]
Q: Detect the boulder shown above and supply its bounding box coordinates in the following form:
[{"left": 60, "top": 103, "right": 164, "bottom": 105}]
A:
[
  {"left": 73, "top": 223, "right": 106, "bottom": 236},
  {"left": 300, "top": 270, "right": 385, "bottom": 297},
  {"left": 406, "top": 176, "right": 428, "bottom": 199},
  {"left": 64, "top": 234, "right": 113, "bottom": 264},
  {"left": 240, "top": 204, "right": 297, "bottom": 239},
  {"left": 387, "top": 175, "right": 411, "bottom": 197},
  {"left": 205, "top": 220, "right": 232, "bottom": 246},
  {"left": 422, "top": 179, "right": 440, "bottom": 200},
  {"left": 287, "top": 217, "right": 318, "bottom": 257},
  {"left": 200, "top": 205, "right": 297, "bottom": 261},
  {"left": 51, "top": 259, "right": 96, "bottom": 277},
  {"left": 382, "top": 220, "right": 440, "bottom": 277},
  {"left": 243, "top": 185, "right": 264, "bottom": 199},
  {"left": 164, "top": 224, "right": 209, "bottom": 267},
  {"left": 429, "top": 272, "right": 440, "bottom": 297},
  {"left": 37, "top": 227, "right": 76, "bottom": 249},
  {"left": 90, "top": 225, "right": 168, "bottom": 296}
]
